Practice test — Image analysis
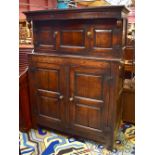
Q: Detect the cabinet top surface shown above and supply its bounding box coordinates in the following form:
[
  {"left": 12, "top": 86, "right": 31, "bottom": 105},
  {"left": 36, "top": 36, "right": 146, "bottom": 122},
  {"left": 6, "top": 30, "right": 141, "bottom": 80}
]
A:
[{"left": 24, "top": 5, "right": 129, "bottom": 20}]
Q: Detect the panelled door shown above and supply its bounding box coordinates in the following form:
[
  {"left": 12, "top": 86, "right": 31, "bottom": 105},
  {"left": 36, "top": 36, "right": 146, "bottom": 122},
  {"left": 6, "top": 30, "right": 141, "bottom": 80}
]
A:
[
  {"left": 33, "top": 62, "right": 66, "bottom": 129},
  {"left": 33, "top": 21, "right": 58, "bottom": 52},
  {"left": 88, "top": 19, "right": 119, "bottom": 55},
  {"left": 58, "top": 20, "right": 89, "bottom": 54},
  {"left": 69, "top": 63, "right": 110, "bottom": 135}
]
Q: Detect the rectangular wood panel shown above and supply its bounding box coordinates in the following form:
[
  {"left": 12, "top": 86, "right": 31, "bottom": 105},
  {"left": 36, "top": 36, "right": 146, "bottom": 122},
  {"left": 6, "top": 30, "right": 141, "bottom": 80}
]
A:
[
  {"left": 39, "top": 96, "right": 60, "bottom": 120},
  {"left": 75, "top": 73, "right": 103, "bottom": 100},
  {"left": 88, "top": 107, "right": 101, "bottom": 129},
  {"left": 36, "top": 69, "right": 59, "bottom": 92},
  {"left": 38, "top": 29, "right": 53, "bottom": 44},
  {"left": 58, "top": 22, "right": 88, "bottom": 53},
  {"left": 94, "top": 30, "right": 112, "bottom": 48},
  {"left": 61, "top": 30, "right": 84, "bottom": 46},
  {"left": 89, "top": 21, "right": 118, "bottom": 57},
  {"left": 75, "top": 104, "right": 89, "bottom": 127},
  {"left": 48, "top": 70, "right": 59, "bottom": 92},
  {"left": 34, "top": 25, "right": 56, "bottom": 51},
  {"left": 36, "top": 69, "right": 48, "bottom": 90},
  {"left": 75, "top": 103, "right": 101, "bottom": 129}
]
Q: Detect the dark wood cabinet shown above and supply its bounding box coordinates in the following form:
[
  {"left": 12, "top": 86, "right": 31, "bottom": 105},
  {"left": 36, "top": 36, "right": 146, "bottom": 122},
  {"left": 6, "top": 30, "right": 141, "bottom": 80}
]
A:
[{"left": 24, "top": 6, "right": 129, "bottom": 149}]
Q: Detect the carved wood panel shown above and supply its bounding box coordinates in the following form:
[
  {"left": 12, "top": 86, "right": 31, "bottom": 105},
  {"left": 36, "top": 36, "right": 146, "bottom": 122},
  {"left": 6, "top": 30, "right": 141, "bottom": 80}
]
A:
[
  {"left": 34, "top": 25, "right": 56, "bottom": 52},
  {"left": 69, "top": 65, "right": 110, "bottom": 134},
  {"left": 38, "top": 96, "right": 60, "bottom": 120},
  {"left": 61, "top": 30, "right": 84, "bottom": 46},
  {"left": 36, "top": 68, "right": 59, "bottom": 91},
  {"left": 88, "top": 19, "right": 121, "bottom": 57},
  {"left": 75, "top": 73, "right": 103, "bottom": 99},
  {"left": 33, "top": 64, "right": 66, "bottom": 127},
  {"left": 36, "top": 27, "right": 55, "bottom": 50},
  {"left": 59, "top": 29, "right": 88, "bottom": 53},
  {"left": 94, "top": 29, "right": 112, "bottom": 48}
]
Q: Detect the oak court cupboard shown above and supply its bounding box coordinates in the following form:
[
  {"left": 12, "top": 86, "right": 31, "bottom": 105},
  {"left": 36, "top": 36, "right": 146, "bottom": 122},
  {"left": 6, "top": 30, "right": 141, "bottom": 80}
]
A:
[{"left": 24, "top": 5, "right": 129, "bottom": 149}]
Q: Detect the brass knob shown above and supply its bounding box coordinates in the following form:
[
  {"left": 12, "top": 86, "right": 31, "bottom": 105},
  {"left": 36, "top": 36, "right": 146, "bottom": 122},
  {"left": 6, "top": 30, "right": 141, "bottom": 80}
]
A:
[
  {"left": 69, "top": 97, "right": 74, "bottom": 102},
  {"left": 59, "top": 95, "right": 64, "bottom": 100},
  {"left": 87, "top": 31, "right": 92, "bottom": 37}
]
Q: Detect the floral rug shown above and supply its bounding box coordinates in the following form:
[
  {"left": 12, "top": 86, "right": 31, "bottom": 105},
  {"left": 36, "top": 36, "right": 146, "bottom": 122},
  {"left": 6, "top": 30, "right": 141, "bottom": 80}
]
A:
[{"left": 19, "top": 122, "right": 135, "bottom": 155}]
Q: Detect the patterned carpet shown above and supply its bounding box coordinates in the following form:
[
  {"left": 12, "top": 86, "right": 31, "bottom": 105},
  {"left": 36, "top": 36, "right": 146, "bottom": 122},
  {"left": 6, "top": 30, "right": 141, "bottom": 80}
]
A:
[{"left": 19, "top": 122, "right": 135, "bottom": 155}]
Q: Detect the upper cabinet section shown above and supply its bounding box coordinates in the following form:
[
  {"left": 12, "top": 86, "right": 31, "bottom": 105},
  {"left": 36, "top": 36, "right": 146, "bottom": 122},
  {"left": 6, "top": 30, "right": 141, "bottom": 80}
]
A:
[{"left": 24, "top": 6, "right": 129, "bottom": 58}]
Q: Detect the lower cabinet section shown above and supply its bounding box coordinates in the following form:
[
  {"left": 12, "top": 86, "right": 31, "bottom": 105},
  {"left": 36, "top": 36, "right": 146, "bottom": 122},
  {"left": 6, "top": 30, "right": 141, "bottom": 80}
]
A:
[{"left": 28, "top": 54, "right": 122, "bottom": 149}]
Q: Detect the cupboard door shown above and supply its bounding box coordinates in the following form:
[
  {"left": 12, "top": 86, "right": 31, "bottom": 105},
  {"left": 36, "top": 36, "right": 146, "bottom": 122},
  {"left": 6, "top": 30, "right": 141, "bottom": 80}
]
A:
[
  {"left": 33, "top": 63, "right": 66, "bottom": 129},
  {"left": 34, "top": 22, "right": 57, "bottom": 52},
  {"left": 88, "top": 19, "right": 120, "bottom": 56},
  {"left": 58, "top": 21, "right": 89, "bottom": 54},
  {"left": 69, "top": 64, "right": 110, "bottom": 135}
]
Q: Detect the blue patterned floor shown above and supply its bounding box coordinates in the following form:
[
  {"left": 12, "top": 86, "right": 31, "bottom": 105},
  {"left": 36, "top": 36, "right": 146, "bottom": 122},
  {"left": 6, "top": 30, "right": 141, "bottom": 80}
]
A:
[{"left": 19, "top": 122, "right": 135, "bottom": 155}]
